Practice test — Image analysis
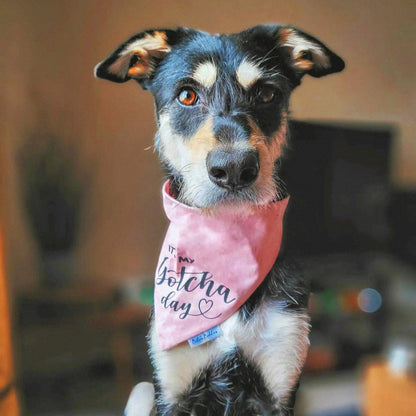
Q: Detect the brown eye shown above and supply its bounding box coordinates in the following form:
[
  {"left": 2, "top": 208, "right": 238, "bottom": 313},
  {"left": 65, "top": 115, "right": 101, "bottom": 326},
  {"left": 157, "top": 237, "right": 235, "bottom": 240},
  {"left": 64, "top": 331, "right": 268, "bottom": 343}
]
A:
[
  {"left": 257, "top": 86, "right": 275, "bottom": 103},
  {"left": 178, "top": 88, "right": 198, "bottom": 106}
]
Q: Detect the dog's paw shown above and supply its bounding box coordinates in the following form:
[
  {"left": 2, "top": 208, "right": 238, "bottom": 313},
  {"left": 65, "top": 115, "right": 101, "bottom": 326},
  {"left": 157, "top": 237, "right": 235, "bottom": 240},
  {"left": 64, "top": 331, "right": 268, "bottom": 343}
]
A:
[{"left": 124, "top": 382, "right": 155, "bottom": 416}]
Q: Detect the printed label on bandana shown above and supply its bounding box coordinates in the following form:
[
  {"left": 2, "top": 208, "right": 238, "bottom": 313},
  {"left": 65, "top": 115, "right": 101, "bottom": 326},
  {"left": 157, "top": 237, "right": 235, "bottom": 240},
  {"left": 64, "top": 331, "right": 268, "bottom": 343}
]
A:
[
  {"left": 188, "top": 325, "right": 222, "bottom": 347},
  {"left": 154, "top": 181, "right": 289, "bottom": 351}
]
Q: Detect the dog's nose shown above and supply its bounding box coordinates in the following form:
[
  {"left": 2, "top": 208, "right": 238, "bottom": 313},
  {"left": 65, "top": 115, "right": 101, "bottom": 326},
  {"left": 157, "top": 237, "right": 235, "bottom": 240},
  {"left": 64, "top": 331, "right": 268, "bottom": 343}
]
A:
[{"left": 206, "top": 149, "right": 260, "bottom": 190}]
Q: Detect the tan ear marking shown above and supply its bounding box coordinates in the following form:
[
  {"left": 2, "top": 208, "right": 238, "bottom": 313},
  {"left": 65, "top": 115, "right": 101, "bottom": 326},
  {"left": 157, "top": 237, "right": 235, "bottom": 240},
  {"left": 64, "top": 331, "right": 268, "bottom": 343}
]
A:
[
  {"left": 279, "top": 28, "right": 293, "bottom": 46},
  {"left": 278, "top": 28, "right": 330, "bottom": 70},
  {"left": 126, "top": 51, "right": 152, "bottom": 77},
  {"left": 124, "top": 32, "right": 171, "bottom": 57},
  {"left": 108, "top": 31, "right": 171, "bottom": 79},
  {"left": 293, "top": 53, "right": 313, "bottom": 71}
]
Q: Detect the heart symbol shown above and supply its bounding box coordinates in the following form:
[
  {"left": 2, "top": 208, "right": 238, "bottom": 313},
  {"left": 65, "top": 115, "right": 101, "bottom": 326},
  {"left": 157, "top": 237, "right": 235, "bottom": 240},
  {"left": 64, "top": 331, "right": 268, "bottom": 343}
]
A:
[{"left": 198, "top": 298, "right": 214, "bottom": 315}]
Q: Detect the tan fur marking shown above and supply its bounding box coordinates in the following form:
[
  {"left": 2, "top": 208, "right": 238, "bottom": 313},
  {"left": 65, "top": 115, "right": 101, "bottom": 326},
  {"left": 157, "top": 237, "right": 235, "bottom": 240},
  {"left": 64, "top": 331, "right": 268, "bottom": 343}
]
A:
[
  {"left": 249, "top": 115, "right": 287, "bottom": 199},
  {"left": 294, "top": 54, "right": 313, "bottom": 71},
  {"left": 127, "top": 51, "right": 152, "bottom": 76},
  {"left": 187, "top": 118, "right": 217, "bottom": 163},
  {"left": 278, "top": 29, "right": 330, "bottom": 71},
  {"left": 124, "top": 31, "right": 170, "bottom": 57},
  {"left": 110, "top": 31, "right": 170, "bottom": 79},
  {"left": 278, "top": 28, "right": 293, "bottom": 46},
  {"left": 193, "top": 61, "right": 217, "bottom": 88},
  {"left": 236, "top": 59, "right": 262, "bottom": 89},
  {"left": 249, "top": 115, "right": 287, "bottom": 160}
]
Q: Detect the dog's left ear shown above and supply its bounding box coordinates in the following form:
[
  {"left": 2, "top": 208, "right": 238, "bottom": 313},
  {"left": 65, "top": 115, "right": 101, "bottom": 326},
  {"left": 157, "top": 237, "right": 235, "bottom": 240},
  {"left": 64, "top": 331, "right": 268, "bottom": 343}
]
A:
[
  {"left": 245, "top": 25, "right": 344, "bottom": 84},
  {"left": 94, "top": 28, "right": 187, "bottom": 87},
  {"left": 276, "top": 26, "right": 345, "bottom": 81}
]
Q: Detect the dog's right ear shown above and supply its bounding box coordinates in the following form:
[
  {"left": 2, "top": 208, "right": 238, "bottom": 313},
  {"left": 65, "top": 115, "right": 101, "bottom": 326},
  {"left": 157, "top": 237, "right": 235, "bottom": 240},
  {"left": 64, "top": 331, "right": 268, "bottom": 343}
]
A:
[{"left": 94, "top": 28, "right": 187, "bottom": 87}]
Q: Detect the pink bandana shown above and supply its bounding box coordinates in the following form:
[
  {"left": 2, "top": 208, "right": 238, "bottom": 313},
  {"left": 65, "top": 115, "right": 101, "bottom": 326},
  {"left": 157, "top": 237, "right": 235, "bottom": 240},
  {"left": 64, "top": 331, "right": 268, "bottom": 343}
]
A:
[{"left": 154, "top": 181, "right": 289, "bottom": 350}]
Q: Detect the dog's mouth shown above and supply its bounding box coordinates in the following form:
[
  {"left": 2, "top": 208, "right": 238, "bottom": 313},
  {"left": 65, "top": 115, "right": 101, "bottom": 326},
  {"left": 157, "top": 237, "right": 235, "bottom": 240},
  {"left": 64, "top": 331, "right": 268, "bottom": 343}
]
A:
[
  {"left": 213, "top": 180, "right": 279, "bottom": 207},
  {"left": 171, "top": 170, "right": 280, "bottom": 211}
]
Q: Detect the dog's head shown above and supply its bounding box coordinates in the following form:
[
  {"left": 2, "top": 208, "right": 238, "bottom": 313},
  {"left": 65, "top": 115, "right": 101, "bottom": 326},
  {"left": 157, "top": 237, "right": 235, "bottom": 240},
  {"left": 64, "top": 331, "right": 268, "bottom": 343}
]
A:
[{"left": 95, "top": 25, "right": 344, "bottom": 208}]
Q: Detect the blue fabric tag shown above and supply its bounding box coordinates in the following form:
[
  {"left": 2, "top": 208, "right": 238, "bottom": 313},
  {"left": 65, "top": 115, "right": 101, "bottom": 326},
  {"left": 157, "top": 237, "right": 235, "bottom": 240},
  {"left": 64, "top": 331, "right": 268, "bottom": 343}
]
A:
[{"left": 188, "top": 325, "right": 222, "bottom": 347}]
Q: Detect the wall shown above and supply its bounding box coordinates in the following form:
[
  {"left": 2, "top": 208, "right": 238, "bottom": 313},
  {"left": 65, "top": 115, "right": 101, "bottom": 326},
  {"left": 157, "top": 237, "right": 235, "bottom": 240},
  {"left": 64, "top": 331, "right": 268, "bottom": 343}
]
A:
[{"left": 1, "top": 0, "right": 415, "bottom": 289}]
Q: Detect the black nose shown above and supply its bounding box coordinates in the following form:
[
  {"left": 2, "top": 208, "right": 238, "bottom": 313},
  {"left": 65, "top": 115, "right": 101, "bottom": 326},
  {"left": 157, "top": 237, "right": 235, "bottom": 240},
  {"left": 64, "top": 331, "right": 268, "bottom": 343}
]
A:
[{"left": 206, "top": 148, "right": 260, "bottom": 190}]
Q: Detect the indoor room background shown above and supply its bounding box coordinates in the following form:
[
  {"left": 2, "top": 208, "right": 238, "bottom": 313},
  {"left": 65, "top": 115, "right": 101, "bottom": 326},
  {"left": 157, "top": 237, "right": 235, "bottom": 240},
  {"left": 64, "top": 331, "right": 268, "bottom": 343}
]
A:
[{"left": 1, "top": 1, "right": 415, "bottom": 415}]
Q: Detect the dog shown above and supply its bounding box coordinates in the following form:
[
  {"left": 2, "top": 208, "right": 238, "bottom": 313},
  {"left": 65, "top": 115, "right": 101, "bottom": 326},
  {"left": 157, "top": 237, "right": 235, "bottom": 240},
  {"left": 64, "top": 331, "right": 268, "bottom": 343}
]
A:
[{"left": 95, "top": 24, "right": 344, "bottom": 415}]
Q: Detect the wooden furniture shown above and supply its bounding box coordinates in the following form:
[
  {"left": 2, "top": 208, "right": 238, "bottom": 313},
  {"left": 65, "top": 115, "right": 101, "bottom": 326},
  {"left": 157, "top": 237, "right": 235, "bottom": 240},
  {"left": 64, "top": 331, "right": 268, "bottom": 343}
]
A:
[
  {"left": 0, "top": 233, "right": 20, "bottom": 416},
  {"left": 17, "top": 283, "right": 151, "bottom": 405},
  {"left": 92, "top": 303, "right": 151, "bottom": 400},
  {"left": 364, "top": 361, "right": 416, "bottom": 416}
]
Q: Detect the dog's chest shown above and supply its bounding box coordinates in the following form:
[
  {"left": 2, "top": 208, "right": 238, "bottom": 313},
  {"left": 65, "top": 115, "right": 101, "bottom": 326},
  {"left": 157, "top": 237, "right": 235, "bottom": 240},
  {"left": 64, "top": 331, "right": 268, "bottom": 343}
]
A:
[{"left": 150, "top": 302, "right": 309, "bottom": 404}]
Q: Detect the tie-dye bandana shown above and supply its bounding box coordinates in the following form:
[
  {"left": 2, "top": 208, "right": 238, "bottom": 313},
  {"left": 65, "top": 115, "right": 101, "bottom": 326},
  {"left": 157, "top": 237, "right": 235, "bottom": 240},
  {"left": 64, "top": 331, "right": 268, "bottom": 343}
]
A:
[{"left": 154, "top": 181, "right": 289, "bottom": 350}]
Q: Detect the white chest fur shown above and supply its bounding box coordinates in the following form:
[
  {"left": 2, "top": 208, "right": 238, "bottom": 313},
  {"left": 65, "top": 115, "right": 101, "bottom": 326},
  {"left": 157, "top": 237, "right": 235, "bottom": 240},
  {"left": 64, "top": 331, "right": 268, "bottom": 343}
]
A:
[{"left": 149, "top": 302, "right": 310, "bottom": 404}]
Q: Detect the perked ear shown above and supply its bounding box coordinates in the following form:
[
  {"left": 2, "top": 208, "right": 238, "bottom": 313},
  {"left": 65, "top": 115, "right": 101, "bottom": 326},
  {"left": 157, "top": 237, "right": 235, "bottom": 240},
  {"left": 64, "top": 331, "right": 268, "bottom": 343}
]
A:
[
  {"left": 94, "top": 28, "right": 186, "bottom": 86},
  {"left": 277, "top": 26, "right": 345, "bottom": 80}
]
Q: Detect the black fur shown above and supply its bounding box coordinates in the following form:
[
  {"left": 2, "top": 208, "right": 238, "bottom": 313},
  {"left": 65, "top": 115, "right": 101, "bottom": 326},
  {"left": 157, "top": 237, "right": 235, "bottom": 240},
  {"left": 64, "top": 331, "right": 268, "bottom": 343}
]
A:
[
  {"left": 240, "top": 258, "right": 310, "bottom": 323},
  {"left": 155, "top": 349, "right": 279, "bottom": 416}
]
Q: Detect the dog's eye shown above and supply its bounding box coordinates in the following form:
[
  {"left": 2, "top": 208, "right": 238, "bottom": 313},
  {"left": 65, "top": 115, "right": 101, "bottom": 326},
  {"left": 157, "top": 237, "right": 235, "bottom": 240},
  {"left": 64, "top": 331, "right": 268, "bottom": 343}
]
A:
[
  {"left": 256, "top": 86, "right": 276, "bottom": 104},
  {"left": 177, "top": 88, "right": 198, "bottom": 106}
]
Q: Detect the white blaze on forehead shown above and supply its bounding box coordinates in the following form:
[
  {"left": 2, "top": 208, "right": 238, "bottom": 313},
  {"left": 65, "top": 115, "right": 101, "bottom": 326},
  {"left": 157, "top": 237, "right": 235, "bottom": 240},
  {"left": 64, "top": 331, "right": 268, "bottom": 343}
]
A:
[
  {"left": 236, "top": 59, "right": 262, "bottom": 89},
  {"left": 193, "top": 61, "right": 218, "bottom": 88}
]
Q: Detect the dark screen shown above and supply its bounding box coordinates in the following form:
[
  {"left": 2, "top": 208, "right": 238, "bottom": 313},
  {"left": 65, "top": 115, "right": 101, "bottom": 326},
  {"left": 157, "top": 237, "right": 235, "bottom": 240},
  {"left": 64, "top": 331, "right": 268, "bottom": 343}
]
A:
[{"left": 280, "top": 120, "right": 394, "bottom": 256}]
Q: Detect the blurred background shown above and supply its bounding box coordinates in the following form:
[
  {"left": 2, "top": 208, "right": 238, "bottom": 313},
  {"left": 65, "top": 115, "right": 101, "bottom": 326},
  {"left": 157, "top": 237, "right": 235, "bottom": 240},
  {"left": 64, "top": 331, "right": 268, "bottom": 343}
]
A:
[{"left": 1, "top": 1, "right": 415, "bottom": 415}]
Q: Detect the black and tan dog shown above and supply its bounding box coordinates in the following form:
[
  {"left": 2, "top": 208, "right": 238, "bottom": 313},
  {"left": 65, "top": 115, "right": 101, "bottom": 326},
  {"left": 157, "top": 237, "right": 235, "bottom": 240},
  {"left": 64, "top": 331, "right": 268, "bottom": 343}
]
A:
[{"left": 95, "top": 24, "right": 344, "bottom": 416}]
